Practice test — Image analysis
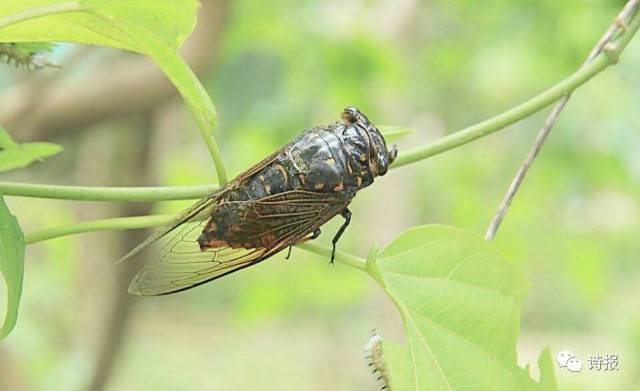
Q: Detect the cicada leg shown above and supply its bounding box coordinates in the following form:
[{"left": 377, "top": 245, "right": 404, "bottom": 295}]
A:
[
  {"left": 285, "top": 228, "right": 321, "bottom": 260},
  {"left": 331, "top": 208, "right": 352, "bottom": 263},
  {"left": 310, "top": 228, "right": 321, "bottom": 240}
]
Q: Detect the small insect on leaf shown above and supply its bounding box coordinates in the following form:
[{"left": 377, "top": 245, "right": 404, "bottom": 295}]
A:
[
  {"left": 365, "top": 331, "right": 391, "bottom": 390},
  {"left": 0, "top": 42, "right": 58, "bottom": 71},
  {"left": 124, "top": 107, "right": 399, "bottom": 295}
]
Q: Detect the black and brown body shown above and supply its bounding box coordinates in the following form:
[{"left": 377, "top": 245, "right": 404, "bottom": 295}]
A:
[{"left": 125, "top": 107, "right": 397, "bottom": 295}]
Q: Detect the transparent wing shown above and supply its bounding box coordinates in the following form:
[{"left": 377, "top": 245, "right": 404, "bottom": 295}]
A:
[
  {"left": 128, "top": 218, "right": 271, "bottom": 296},
  {"left": 117, "top": 195, "right": 218, "bottom": 264},
  {"left": 127, "top": 190, "right": 350, "bottom": 296}
]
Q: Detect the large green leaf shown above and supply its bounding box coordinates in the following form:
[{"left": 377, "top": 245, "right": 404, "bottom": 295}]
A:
[
  {"left": 0, "top": 196, "right": 25, "bottom": 340},
  {"left": 0, "top": 1, "right": 197, "bottom": 51},
  {"left": 0, "top": 0, "right": 225, "bottom": 182},
  {"left": 0, "top": 126, "right": 62, "bottom": 172},
  {"left": 367, "top": 225, "right": 556, "bottom": 390}
]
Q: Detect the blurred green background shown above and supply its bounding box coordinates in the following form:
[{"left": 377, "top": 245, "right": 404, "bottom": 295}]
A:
[{"left": 1, "top": 0, "right": 639, "bottom": 389}]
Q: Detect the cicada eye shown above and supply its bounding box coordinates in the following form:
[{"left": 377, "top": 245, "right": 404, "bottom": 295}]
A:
[
  {"left": 388, "top": 145, "right": 398, "bottom": 164},
  {"left": 342, "top": 107, "right": 358, "bottom": 124}
]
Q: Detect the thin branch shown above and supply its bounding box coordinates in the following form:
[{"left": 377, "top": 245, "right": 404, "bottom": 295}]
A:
[
  {"left": 297, "top": 241, "right": 368, "bottom": 272},
  {"left": 24, "top": 214, "right": 172, "bottom": 244},
  {"left": 391, "top": 9, "right": 640, "bottom": 169},
  {"left": 191, "top": 104, "right": 229, "bottom": 184},
  {"left": 0, "top": 181, "right": 216, "bottom": 201},
  {"left": 484, "top": 0, "right": 640, "bottom": 241}
]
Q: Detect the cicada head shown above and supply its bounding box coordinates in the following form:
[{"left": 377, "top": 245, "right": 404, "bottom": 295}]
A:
[{"left": 342, "top": 107, "right": 397, "bottom": 178}]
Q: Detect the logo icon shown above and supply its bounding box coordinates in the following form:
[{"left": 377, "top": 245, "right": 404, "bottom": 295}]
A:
[
  {"left": 556, "top": 350, "right": 582, "bottom": 373},
  {"left": 566, "top": 357, "right": 583, "bottom": 372}
]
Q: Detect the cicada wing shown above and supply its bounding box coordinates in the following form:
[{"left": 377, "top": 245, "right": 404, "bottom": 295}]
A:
[
  {"left": 128, "top": 190, "right": 351, "bottom": 296},
  {"left": 128, "top": 218, "right": 272, "bottom": 296},
  {"left": 117, "top": 195, "right": 218, "bottom": 264}
]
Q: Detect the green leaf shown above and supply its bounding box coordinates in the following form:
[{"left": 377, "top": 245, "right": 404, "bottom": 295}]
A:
[
  {"left": 367, "top": 225, "right": 557, "bottom": 390},
  {"left": 0, "top": 0, "right": 226, "bottom": 182},
  {"left": 0, "top": 127, "right": 19, "bottom": 149},
  {"left": 0, "top": 141, "right": 63, "bottom": 172},
  {"left": 378, "top": 125, "right": 416, "bottom": 143},
  {"left": 537, "top": 348, "right": 558, "bottom": 390},
  {"left": 10, "top": 42, "right": 55, "bottom": 53},
  {"left": 0, "top": 196, "right": 25, "bottom": 340},
  {"left": 0, "top": 42, "right": 54, "bottom": 54},
  {"left": 0, "top": 1, "right": 197, "bottom": 51}
]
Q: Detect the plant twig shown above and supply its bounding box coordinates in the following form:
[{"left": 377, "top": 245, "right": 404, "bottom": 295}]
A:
[
  {"left": 24, "top": 214, "right": 173, "bottom": 244},
  {"left": 484, "top": 0, "right": 640, "bottom": 241},
  {"left": 297, "top": 241, "right": 368, "bottom": 271},
  {"left": 0, "top": 182, "right": 216, "bottom": 201},
  {"left": 391, "top": 8, "right": 640, "bottom": 169}
]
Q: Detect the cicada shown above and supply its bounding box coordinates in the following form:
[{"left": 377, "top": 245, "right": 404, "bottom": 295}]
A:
[{"left": 124, "top": 107, "right": 397, "bottom": 296}]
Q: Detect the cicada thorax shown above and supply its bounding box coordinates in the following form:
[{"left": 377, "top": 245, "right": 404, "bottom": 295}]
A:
[
  {"left": 197, "top": 124, "right": 372, "bottom": 253},
  {"left": 289, "top": 126, "right": 358, "bottom": 194},
  {"left": 197, "top": 107, "right": 394, "bottom": 256}
]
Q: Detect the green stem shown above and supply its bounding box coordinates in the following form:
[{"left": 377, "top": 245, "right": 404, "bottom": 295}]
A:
[
  {"left": 0, "top": 1, "right": 82, "bottom": 31},
  {"left": 297, "top": 242, "right": 368, "bottom": 272},
  {"left": 392, "top": 11, "right": 640, "bottom": 169},
  {"left": 0, "top": 182, "right": 217, "bottom": 201},
  {"left": 191, "top": 106, "right": 229, "bottom": 185},
  {"left": 25, "top": 214, "right": 173, "bottom": 244}
]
